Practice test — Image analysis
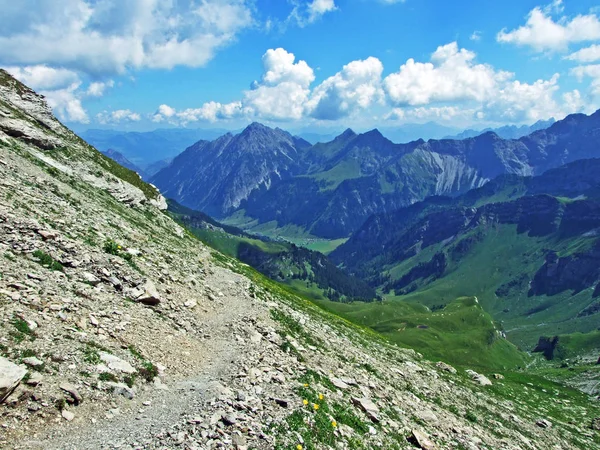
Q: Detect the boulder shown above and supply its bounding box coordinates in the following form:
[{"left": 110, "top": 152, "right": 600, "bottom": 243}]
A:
[
  {"left": 352, "top": 397, "right": 380, "bottom": 422},
  {"left": 106, "top": 382, "right": 135, "bottom": 400},
  {"left": 99, "top": 352, "right": 136, "bottom": 374},
  {"left": 466, "top": 369, "right": 492, "bottom": 386},
  {"left": 435, "top": 361, "right": 457, "bottom": 374},
  {"left": 22, "top": 356, "right": 44, "bottom": 368},
  {"left": 410, "top": 429, "right": 437, "bottom": 450},
  {"left": 136, "top": 280, "right": 161, "bottom": 305},
  {"left": 0, "top": 357, "right": 27, "bottom": 403},
  {"left": 60, "top": 382, "right": 83, "bottom": 405}
]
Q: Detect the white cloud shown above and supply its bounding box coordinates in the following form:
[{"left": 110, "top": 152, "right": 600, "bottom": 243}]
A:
[
  {"left": 497, "top": 6, "right": 600, "bottom": 52},
  {"left": 385, "top": 106, "right": 470, "bottom": 122},
  {"left": 383, "top": 42, "right": 508, "bottom": 106},
  {"left": 571, "top": 64, "right": 600, "bottom": 95},
  {"left": 150, "top": 43, "right": 598, "bottom": 127},
  {"left": 86, "top": 80, "right": 114, "bottom": 97},
  {"left": 242, "top": 48, "right": 315, "bottom": 120},
  {"left": 41, "top": 82, "right": 89, "bottom": 123},
  {"left": 308, "top": 0, "right": 337, "bottom": 22},
  {"left": 307, "top": 57, "right": 384, "bottom": 120},
  {"left": 478, "top": 74, "right": 562, "bottom": 122},
  {"left": 470, "top": 31, "right": 482, "bottom": 41},
  {"left": 4, "top": 65, "right": 80, "bottom": 90},
  {"left": 0, "top": 0, "right": 254, "bottom": 76},
  {"left": 152, "top": 101, "right": 244, "bottom": 124},
  {"left": 566, "top": 44, "right": 600, "bottom": 63},
  {"left": 97, "top": 109, "right": 141, "bottom": 124}
]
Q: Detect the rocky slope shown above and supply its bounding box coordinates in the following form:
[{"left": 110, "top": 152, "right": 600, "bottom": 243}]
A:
[{"left": 1, "top": 70, "right": 599, "bottom": 450}]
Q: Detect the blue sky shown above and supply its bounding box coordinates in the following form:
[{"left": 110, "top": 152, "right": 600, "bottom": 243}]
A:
[{"left": 2, "top": 0, "right": 600, "bottom": 133}]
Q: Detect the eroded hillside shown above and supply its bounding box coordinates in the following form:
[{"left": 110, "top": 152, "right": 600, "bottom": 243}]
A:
[{"left": 0, "top": 70, "right": 599, "bottom": 450}]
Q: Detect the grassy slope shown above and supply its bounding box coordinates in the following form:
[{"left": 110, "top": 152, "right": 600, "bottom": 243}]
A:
[
  {"left": 367, "top": 225, "right": 598, "bottom": 351},
  {"left": 314, "top": 296, "right": 527, "bottom": 371},
  {"left": 186, "top": 228, "right": 331, "bottom": 302}
]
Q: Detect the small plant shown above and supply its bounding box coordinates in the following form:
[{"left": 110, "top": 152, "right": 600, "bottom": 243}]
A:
[
  {"left": 83, "top": 346, "right": 101, "bottom": 364},
  {"left": 128, "top": 345, "right": 144, "bottom": 360},
  {"left": 32, "top": 249, "right": 63, "bottom": 272},
  {"left": 103, "top": 239, "right": 121, "bottom": 255},
  {"left": 11, "top": 318, "right": 33, "bottom": 335},
  {"left": 124, "top": 375, "right": 136, "bottom": 388},
  {"left": 104, "top": 239, "right": 135, "bottom": 263},
  {"left": 139, "top": 361, "right": 159, "bottom": 382},
  {"left": 465, "top": 411, "right": 478, "bottom": 423},
  {"left": 99, "top": 372, "right": 118, "bottom": 382},
  {"left": 20, "top": 349, "right": 37, "bottom": 358},
  {"left": 55, "top": 398, "right": 66, "bottom": 411}
]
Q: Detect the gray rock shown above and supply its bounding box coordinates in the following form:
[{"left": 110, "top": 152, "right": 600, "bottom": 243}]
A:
[
  {"left": 352, "top": 397, "right": 380, "bottom": 422},
  {"left": 106, "top": 382, "right": 136, "bottom": 400},
  {"left": 0, "top": 357, "right": 27, "bottom": 403},
  {"left": 61, "top": 410, "right": 75, "bottom": 421},
  {"left": 466, "top": 369, "right": 492, "bottom": 386},
  {"left": 99, "top": 352, "right": 136, "bottom": 374},
  {"left": 81, "top": 272, "right": 101, "bottom": 286},
  {"left": 60, "top": 382, "right": 83, "bottom": 405},
  {"left": 435, "top": 361, "right": 457, "bottom": 374},
  {"left": 410, "top": 429, "right": 437, "bottom": 450},
  {"left": 23, "top": 356, "right": 44, "bottom": 368},
  {"left": 136, "top": 280, "right": 161, "bottom": 305},
  {"left": 331, "top": 377, "right": 350, "bottom": 390},
  {"left": 25, "top": 372, "right": 43, "bottom": 386},
  {"left": 536, "top": 418, "right": 552, "bottom": 428}
]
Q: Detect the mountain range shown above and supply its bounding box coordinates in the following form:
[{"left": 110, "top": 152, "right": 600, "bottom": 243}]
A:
[
  {"left": 329, "top": 158, "right": 600, "bottom": 353},
  {"left": 151, "top": 111, "right": 600, "bottom": 239},
  {"left": 443, "top": 118, "right": 556, "bottom": 140}
]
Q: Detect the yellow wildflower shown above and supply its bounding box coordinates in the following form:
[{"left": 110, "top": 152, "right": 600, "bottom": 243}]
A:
[
  {"left": 303, "top": 383, "right": 309, "bottom": 387},
  {"left": 318, "top": 393, "right": 324, "bottom": 400},
  {"left": 313, "top": 403, "right": 319, "bottom": 410},
  {"left": 332, "top": 420, "right": 337, "bottom": 427},
  {"left": 303, "top": 399, "right": 308, "bottom": 405},
  {"left": 297, "top": 445, "right": 303, "bottom": 450}
]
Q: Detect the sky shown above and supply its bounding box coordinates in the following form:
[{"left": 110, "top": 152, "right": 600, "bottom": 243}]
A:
[{"left": 2, "top": 0, "right": 600, "bottom": 133}]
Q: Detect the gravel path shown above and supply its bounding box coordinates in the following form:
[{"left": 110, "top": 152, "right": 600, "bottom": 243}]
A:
[{"left": 19, "top": 267, "right": 263, "bottom": 450}]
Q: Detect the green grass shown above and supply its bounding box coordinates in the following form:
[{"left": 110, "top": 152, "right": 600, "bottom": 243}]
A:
[
  {"left": 316, "top": 296, "right": 526, "bottom": 370},
  {"left": 32, "top": 249, "right": 63, "bottom": 272},
  {"left": 377, "top": 225, "right": 600, "bottom": 351}
]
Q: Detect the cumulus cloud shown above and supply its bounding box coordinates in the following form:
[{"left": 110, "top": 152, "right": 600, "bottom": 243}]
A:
[
  {"left": 307, "top": 57, "right": 384, "bottom": 120},
  {"left": 497, "top": 5, "right": 600, "bottom": 52},
  {"left": 566, "top": 44, "right": 600, "bottom": 63},
  {"left": 153, "top": 101, "right": 244, "bottom": 124},
  {"left": 308, "top": 0, "right": 337, "bottom": 22},
  {"left": 478, "top": 74, "right": 562, "bottom": 122},
  {"left": 383, "top": 42, "right": 509, "bottom": 106},
  {"left": 4, "top": 65, "right": 80, "bottom": 90},
  {"left": 41, "top": 83, "right": 89, "bottom": 123},
  {"left": 86, "top": 80, "right": 115, "bottom": 97},
  {"left": 0, "top": 0, "right": 254, "bottom": 76},
  {"left": 571, "top": 64, "right": 600, "bottom": 95},
  {"left": 152, "top": 43, "right": 594, "bottom": 126},
  {"left": 242, "top": 48, "right": 315, "bottom": 120},
  {"left": 385, "top": 106, "right": 470, "bottom": 122},
  {"left": 97, "top": 109, "right": 141, "bottom": 124}
]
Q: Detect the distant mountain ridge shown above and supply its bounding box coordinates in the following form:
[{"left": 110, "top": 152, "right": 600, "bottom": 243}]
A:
[
  {"left": 151, "top": 110, "right": 600, "bottom": 238},
  {"left": 81, "top": 128, "right": 232, "bottom": 167},
  {"left": 444, "top": 118, "right": 556, "bottom": 140}
]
